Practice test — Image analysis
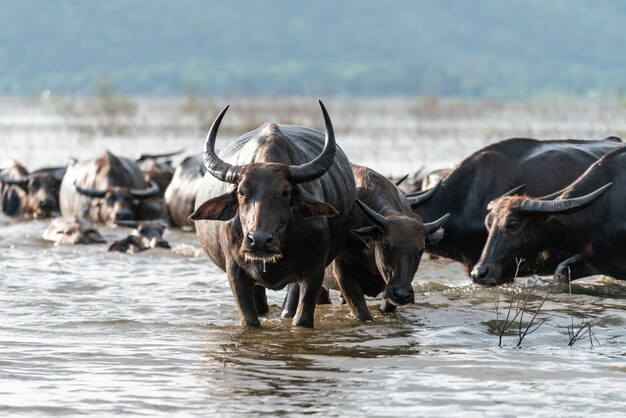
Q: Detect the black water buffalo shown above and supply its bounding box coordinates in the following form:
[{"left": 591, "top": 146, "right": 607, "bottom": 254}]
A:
[
  {"left": 0, "top": 161, "right": 65, "bottom": 218},
  {"left": 324, "top": 164, "right": 449, "bottom": 321},
  {"left": 59, "top": 151, "right": 160, "bottom": 225},
  {"left": 471, "top": 147, "right": 626, "bottom": 285},
  {"left": 108, "top": 220, "right": 170, "bottom": 253},
  {"left": 190, "top": 101, "right": 356, "bottom": 328},
  {"left": 42, "top": 216, "right": 105, "bottom": 245},
  {"left": 412, "top": 136, "right": 622, "bottom": 275},
  {"left": 164, "top": 154, "right": 206, "bottom": 230}
]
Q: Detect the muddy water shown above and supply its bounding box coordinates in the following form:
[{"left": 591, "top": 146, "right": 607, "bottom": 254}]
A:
[{"left": 2, "top": 99, "right": 626, "bottom": 416}]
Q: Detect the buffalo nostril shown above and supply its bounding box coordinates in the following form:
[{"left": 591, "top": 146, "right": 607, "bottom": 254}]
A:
[
  {"left": 251, "top": 231, "right": 273, "bottom": 248},
  {"left": 246, "top": 232, "right": 255, "bottom": 246},
  {"left": 471, "top": 266, "right": 491, "bottom": 281},
  {"left": 390, "top": 286, "right": 413, "bottom": 304}
]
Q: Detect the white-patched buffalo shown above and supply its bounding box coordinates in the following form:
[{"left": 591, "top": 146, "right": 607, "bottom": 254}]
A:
[
  {"left": 0, "top": 161, "right": 65, "bottom": 218},
  {"left": 412, "top": 136, "right": 622, "bottom": 276},
  {"left": 164, "top": 154, "right": 206, "bottom": 230},
  {"left": 190, "top": 101, "right": 356, "bottom": 328},
  {"left": 42, "top": 216, "right": 105, "bottom": 245},
  {"left": 472, "top": 147, "right": 626, "bottom": 285},
  {"left": 323, "top": 164, "right": 449, "bottom": 321},
  {"left": 59, "top": 151, "right": 161, "bottom": 225}
]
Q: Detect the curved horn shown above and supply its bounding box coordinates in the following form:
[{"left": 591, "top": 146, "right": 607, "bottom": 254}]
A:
[
  {"left": 487, "top": 184, "right": 526, "bottom": 210},
  {"left": 74, "top": 181, "right": 107, "bottom": 198},
  {"left": 115, "top": 220, "right": 139, "bottom": 229},
  {"left": 519, "top": 183, "right": 612, "bottom": 215},
  {"left": 0, "top": 174, "right": 28, "bottom": 186},
  {"left": 355, "top": 199, "right": 388, "bottom": 229},
  {"left": 394, "top": 174, "right": 409, "bottom": 187},
  {"left": 289, "top": 100, "right": 337, "bottom": 184},
  {"left": 423, "top": 213, "right": 450, "bottom": 235},
  {"left": 407, "top": 181, "right": 440, "bottom": 209},
  {"left": 203, "top": 106, "right": 240, "bottom": 184},
  {"left": 131, "top": 179, "right": 160, "bottom": 200},
  {"left": 135, "top": 148, "right": 185, "bottom": 162}
]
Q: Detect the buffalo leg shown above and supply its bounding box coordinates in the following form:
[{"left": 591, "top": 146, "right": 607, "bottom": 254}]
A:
[
  {"left": 253, "top": 285, "right": 269, "bottom": 316},
  {"left": 553, "top": 254, "right": 598, "bottom": 283},
  {"left": 293, "top": 270, "right": 324, "bottom": 328},
  {"left": 281, "top": 283, "right": 299, "bottom": 318},
  {"left": 226, "top": 262, "right": 260, "bottom": 327},
  {"left": 333, "top": 262, "right": 373, "bottom": 321}
]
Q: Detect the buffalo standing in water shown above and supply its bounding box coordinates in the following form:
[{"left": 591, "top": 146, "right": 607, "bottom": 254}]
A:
[
  {"left": 412, "top": 136, "right": 622, "bottom": 276},
  {"left": 472, "top": 147, "right": 626, "bottom": 285},
  {"left": 323, "top": 164, "right": 449, "bottom": 321},
  {"left": 0, "top": 161, "right": 65, "bottom": 218},
  {"left": 190, "top": 101, "right": 356, "bottom": 328},
  {"left": 59, "top": 151, "right": 160, "bottom": 225}
]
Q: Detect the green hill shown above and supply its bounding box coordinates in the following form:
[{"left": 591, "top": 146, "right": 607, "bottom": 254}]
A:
[{"left": 2, "top": 0, "right": 626, "bottom": 98}]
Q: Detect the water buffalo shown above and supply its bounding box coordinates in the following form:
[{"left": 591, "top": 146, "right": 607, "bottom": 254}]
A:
[
  {"left": 0, "top": 161, "right": 65, "bottom": 218},
  {"left": 190, "top": 101, "right": 356, "bottom": 328},
  {"left": 42, "top": 216, "right": 105, "bottom": 245},
  {"left": 59, "top": 151, "right": 161, "bottom": 225},
  {"left": 108, "top": 220, "right": 170, "bottom": 253},
  {"left": 471, "top": 147, "right": 626, "bottom": 285},
  {"left": 164, "top": 154, "right": 206, "bottom": 230},
  {"left": 136, "top": 153, "right": 178, "bottom": 220},
  {"left": 412, "top": 136, "right": 622, "bottom": 275},
  {"left": 324, "top": 164, "right": 449, "bottom": 321}
]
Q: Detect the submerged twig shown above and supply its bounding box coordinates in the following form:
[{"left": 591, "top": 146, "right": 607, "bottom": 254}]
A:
[{"left": 566, "top": 270, "right": 600, "bottom": 347}]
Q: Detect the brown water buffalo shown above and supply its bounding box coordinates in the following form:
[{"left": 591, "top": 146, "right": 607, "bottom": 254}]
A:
[
  {"left": 59, "top": 151, "right": 160, "bottom": 225},
  {"left": 323, "top": 164, "right": 449, "bottom": 321},
  {"left": 471, "top": 147, "right": 626, "bottom": 285},
  {"left": 190, "top": 101, "right": 356, "bottom": 328},
  {"left": 412, "top": 136, "right": 623, "bottom": 276},
  {"left": 0, "top": 161, "right": 65, "bottom": 218},
  {"left": 42, "top": 216, "right": 105, "bottom": 245},
  {"left": 108, "top": 220, "right": 170, "bottom": 253},
  {"left": 164, "top": 154, "right": 206, "bottom": 230}
]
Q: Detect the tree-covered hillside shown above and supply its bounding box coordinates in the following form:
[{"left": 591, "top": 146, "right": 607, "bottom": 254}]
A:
[{"left": 2, "top": 0, "right": 626, "bottom": 98}]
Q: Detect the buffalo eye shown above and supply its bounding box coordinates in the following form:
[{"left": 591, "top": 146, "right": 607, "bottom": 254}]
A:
[
  {"left": 506, "top": 219, "right": 519, "bottom": 230},
  {"left": 281, "top": 188, "right": 290, "bottom": 198},
  {"left": 382, "top": 240, "right": 391, "bottom": 251},
  {"left": 237, "top": 190, "right": 246, "bottom": 199}
]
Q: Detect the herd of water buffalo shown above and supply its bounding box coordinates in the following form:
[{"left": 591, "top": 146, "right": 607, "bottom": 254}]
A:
[{"left": 2, "top": 100, "right": 625, "bottom": 327}]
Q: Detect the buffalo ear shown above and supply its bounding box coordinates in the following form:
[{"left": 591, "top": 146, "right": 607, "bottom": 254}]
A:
[
  {"left": 351, "top": 226, "right": 381, "bottom": 244},
  {"left": 188, "top": 191, "right": 238, "bottom": 221},
  {"left": 292, "top": 188, "right": 338, "bottom": 218}
]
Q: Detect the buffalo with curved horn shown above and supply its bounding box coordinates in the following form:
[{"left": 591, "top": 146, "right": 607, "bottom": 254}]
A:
[
  {"left": 412, "top": 136, "right": 623, "bottom": 276},
  {"left": 471, "top": 147, "right": 626, "bottom": 285},
  {"left": 318, "top": 164, "right": 449, "bottom": 321},
  {"left": 59, "top": 150, "right": 161, "bottom": 225},
  {"left": 0, "top": 161, "right": 65, "bottom": 218},
  {"left": 189, "top": 101, "right": 356, "bottom": 328}
]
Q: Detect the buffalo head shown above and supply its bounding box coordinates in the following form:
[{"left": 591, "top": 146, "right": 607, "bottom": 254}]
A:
[
  {"left": 352, "top": 199, "right": 449, "bottom": 306},
  {"left": 74, "top": 179, "right": 160, "bottom": 223},
  {"left": 472, "top": 183, "right": 612, "bottom": 285},
  {"left": 190, "top": 101, "right": 339, "bottom": 263},
  {"left": 42, "top": 216, "right": 105, "bottom": 245},
  {"left": 0, "top": 166, "right": 64, "bottom": 217}
]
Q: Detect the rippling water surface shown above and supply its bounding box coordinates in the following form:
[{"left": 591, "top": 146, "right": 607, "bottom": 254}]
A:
[{"left": 2, "top": 99, "right": 626, "bottom": 416}]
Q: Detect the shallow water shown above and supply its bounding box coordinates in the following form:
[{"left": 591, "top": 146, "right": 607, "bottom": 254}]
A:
[{"left": 2, "top": 99, "right": 626, "bottom": 416}]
